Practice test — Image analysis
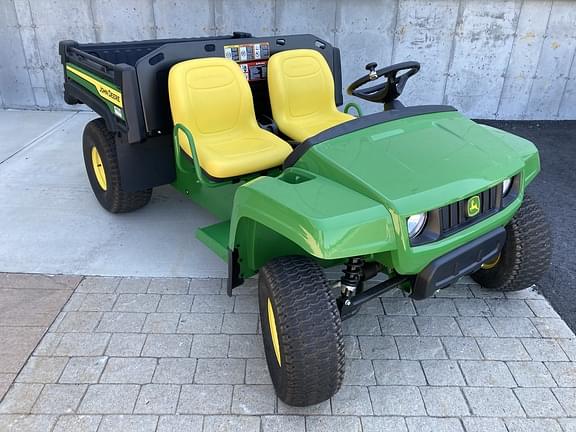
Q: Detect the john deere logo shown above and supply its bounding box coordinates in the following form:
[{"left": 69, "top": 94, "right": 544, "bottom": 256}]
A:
[
  {"left": 467, "top": 195, "right": 481, "bottom": 217},
  {"left": 98, "top": 86, "right": 121, "bottom": 103}
]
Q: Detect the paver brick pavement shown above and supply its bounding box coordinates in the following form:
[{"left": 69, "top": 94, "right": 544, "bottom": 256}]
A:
[
  {"left": 2, "top": 275, "right": 576, "bottom": 431},
  {"left": 0, "top": 273, "right": 81, "bottom": 400}
]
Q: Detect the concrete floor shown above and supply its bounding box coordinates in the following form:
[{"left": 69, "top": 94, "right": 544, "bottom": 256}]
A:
[
  {"left": 0, "top": 110, "right": 225, "bottom": 278},
  {"left": 0, "top": 111, "right": 76, "bottom": 163}
]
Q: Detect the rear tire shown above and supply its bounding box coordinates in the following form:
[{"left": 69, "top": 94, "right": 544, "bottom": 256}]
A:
[
  {"left": 64, "top": 94, "right": 78, "bottom": 105},
  {"left": 471, "top": 194, "right": 551, "bottom": 291},
  {"left": 82, "top": 118, "right": 152, "bottom": 213},
  {"left": 258, "top": 256, "right": 345, "bottom": 406}
]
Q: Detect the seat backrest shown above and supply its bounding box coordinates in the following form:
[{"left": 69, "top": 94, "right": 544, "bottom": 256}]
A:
[
  {"left": 168, "top": 58, "right": 258, "bottom": 146},
  {"left": 268, "top": 49, "right": 339, "bottom": 126}
]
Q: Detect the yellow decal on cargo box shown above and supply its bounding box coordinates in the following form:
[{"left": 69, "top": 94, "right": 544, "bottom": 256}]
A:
[{"left": 66, "top": 64, "right": 123, "bottom": 108}]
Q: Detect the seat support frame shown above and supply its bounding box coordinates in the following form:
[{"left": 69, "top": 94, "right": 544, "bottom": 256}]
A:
[{"left": 173, "top": 123, "right": 232, "bottom": 187}]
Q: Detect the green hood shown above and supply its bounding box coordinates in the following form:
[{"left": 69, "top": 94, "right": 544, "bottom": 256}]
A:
[{"left": 295, "top": 111, "right": 536, "bottom": 216}]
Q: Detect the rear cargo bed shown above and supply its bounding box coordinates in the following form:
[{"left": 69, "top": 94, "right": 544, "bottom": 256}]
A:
[{"left": 59, "top": 33, "right": 342, "bottom": 192}]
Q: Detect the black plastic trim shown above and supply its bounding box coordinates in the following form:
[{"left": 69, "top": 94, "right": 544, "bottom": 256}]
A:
[
  {"left": 135, "top": 34, "right": 342, "bottom": 134},
  {"left": 410, "top": 173, "right": 521, "bottom": 247},
  {"left": 68, "top": 33, "right": 248, "bottom": 67},
  {"left": 283, "top": 105, "right": 457, "bottom": 168},
  {"left": 64, "top": 81, "right": 124, "bottom": 134},
  {"left": 114, "top": 133, "right": 176, "bottom": 192},
  {"left": 411, "top": 227, "right": 506, "bottom": 300},
  {"left": 65, "top": 81, "right": 176, "bottom": 191},
  {"left": 117, "top": 64, "right": 146, "bottom": 144},
  {"left": 227, "top": 248, "right": 245, "bottom": 296},
  {"left": 68, "top": 47, "right": 117, "bottom": 79},
  {"left": 333, "top": 47, "right": 344, "bottom": 106}
]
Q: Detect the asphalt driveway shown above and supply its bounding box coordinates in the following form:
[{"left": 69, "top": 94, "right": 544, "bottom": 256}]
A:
[{"left": 480, "top": 120, "right": 576, "bottom": 332}]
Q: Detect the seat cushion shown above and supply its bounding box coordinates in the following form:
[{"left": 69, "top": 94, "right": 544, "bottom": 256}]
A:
[
  {"left": 286, "top": 110, "right": 354, "bottom": 143},
  {"left": 180, "top": 128, "right": 292, "bottom": 179},
  {"left": 169, "top": 58, "right": 292, "bottom": 179},
  {"left": 268, "top": 49, "right": 354, "bottom": 142}
]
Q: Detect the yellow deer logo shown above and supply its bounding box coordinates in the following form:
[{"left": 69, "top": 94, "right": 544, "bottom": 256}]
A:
[{"left": 467, "top": 195, "right": 481, "bottom": 217}]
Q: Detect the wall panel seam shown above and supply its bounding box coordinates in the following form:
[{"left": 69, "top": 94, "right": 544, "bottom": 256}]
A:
[
  {"left": 12, "top": 0, "right": 36, "bottom": 107},
  {"left": 524, "top": 0, "right": 554, "bottom": 120},
  {"left": 556, "top": 42, "right": 576, "bottom": 118},
  {"left": 333, "top": 0, "right": 340, "bottom": 47},
  {"left": 442, "top": 0, "right": 464, "bottom": 105},
  {"left": 272, "top": 0, "right": 278, "bottom": 35},
  {"left": 88, "top": 0, "right": 99, "bottom": 42},
  {"left": 389, "top": 0, "right": 400, "bottom": 64},
  {"left": 150, "top": 0, "right": 158, "bottom": 39},
  {"left": 495, "top": 0, "right": 524, "bottom": 118}
]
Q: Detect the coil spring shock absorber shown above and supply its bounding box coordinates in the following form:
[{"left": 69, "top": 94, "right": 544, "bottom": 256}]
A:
[{"left": 340, "top": 257, "right": 364, "bottom": 306}]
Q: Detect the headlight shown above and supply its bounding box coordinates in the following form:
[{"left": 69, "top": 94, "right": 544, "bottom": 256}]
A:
[
  {"left": 502, "top": 177, "right": 513, "bottom": 196},
  {"left": 407, "top": 213, "right": 427, "bottom": 238}
]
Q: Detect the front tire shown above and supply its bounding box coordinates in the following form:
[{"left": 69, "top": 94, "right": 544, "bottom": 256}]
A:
[
  {"left": 258, "top": 256, "right": 345, "bottom": 406},
  {"left": 471, "top": 194, "right": 551, "bottom": 291},
  {"left": 82, "top": 119, "right": 152, "bottom": 213}
]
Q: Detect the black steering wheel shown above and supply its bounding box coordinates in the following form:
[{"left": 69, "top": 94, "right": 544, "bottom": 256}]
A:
[{"left": 347, "top": 61, "right": 420, "bottom": 104}]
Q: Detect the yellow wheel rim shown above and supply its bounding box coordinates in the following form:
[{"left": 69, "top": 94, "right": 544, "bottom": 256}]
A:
[
  {"left": 267, "top": 298, "right": 281, "bottom": 366},
  {"left": 481, "top": 253, "right": 501, "bottom": 270},
  {"left": 91, "top": 146, "right": 107, "bottom": 191}
]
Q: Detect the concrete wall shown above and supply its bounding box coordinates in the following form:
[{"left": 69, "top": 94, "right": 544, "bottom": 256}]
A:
[{"left": 0, "top": 0, "right": 575, "bottom": 119}]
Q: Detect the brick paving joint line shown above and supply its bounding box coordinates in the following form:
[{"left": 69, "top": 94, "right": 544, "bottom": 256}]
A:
[{"left": 2, "top": 273, "right": 576, "bottom": 429}]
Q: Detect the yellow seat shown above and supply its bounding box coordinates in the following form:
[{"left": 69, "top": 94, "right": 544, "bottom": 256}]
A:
[
  {"left": 168, "top": 58, "right": 292, "bottom": 179},
  {"left": 268, "top": 49, "right": 355, "bottom": 142}
]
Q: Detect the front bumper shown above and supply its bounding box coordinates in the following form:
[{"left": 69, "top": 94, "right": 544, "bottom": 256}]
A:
[
  {"left": 411, "top": 227, "right": 506, "bottom": 300},
  {"left": 389, "top": 194, "right": 521, "bottom": 275}
]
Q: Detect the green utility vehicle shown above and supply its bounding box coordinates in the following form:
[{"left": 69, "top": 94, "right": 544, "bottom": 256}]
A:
[{"left": 60, "top": 32, "right": 551, "bottom": 406}]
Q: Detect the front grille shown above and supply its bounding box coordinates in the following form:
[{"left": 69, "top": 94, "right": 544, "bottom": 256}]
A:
[
  {"left": 409, "top": 174, "right": 520, "bottom": 247},
  {"left": 440, "top": 185, "right": 501, "bottom": 235}
]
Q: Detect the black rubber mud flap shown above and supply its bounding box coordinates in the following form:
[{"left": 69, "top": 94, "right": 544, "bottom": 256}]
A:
[{"left": 227, "top": 248, "right": 244, "bottom": 296}]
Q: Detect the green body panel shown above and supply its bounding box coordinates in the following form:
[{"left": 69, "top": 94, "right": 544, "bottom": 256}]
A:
[
  {"left": 294, "top": 111, "right": 536, "bottom": 216},
  {"left": 171, "top": 138, "right": 240, "bottom": 220},
  {"left": 229, "top": 168, "right": 396, "bottom": 277},
  {"left": 226, "top": 111, "right": 539, "bottom": 277},
  {"left": 175, "top": 109, "right": 540, "bottom": 279},
  {"left": 196, "top": 220, "right": 230, "bottom": 260}
]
